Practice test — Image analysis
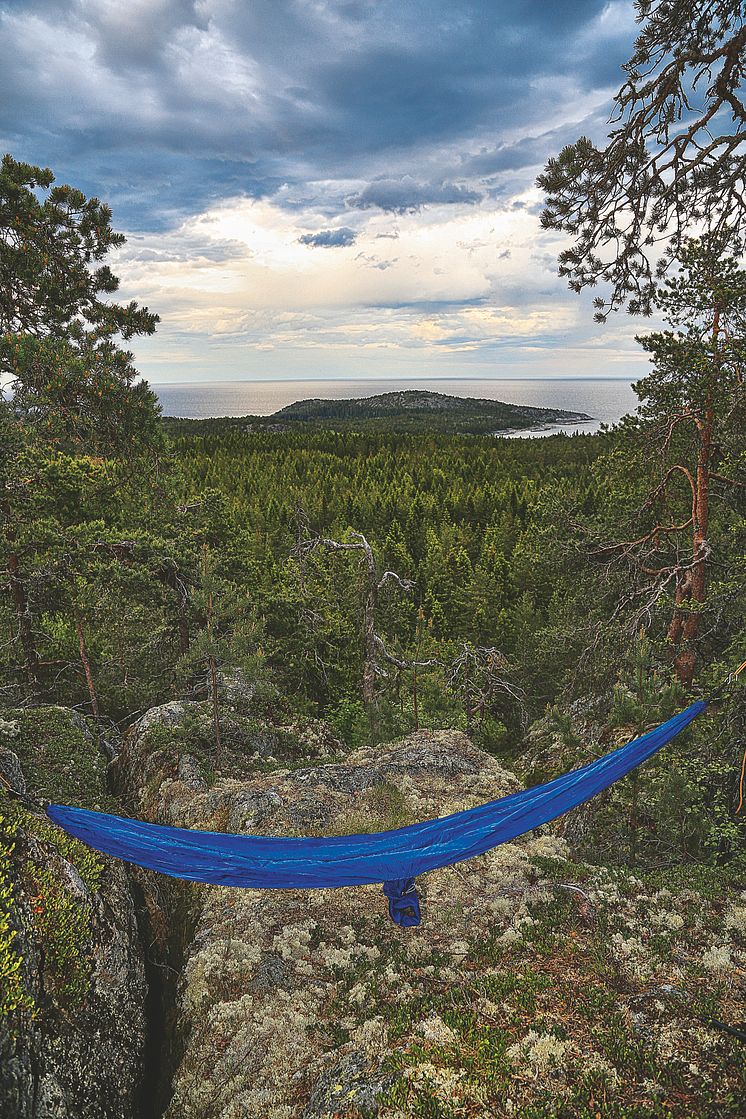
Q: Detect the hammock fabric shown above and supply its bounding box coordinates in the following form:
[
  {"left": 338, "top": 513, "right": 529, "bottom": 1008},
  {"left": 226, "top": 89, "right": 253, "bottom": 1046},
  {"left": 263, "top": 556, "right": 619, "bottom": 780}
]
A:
[{"left": 46, "top": 701, "right": 707, "bottom": 927}]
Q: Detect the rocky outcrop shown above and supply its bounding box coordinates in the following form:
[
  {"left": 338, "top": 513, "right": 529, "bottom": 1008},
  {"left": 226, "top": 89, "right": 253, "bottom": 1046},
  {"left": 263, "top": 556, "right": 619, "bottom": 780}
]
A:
[
  {"left": 118, "top": 717, "right": 545, "bottom": 1119},
  {"left": 117, "top": 700, "right": 746, "bottom": 1119},
  {"left": 5, "top": 699, "right": 742, "bottom": 1119},
  {"left": 117, "top": 699, "right": 345, "bottom": 821},
  {"left": 0, "top": 709, "right": 148, "bottom": 1119}
]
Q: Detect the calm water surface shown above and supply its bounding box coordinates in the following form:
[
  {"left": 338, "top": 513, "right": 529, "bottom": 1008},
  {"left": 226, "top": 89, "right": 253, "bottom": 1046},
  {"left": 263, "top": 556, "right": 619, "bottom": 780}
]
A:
[{"left": 153, "top": 377, "right": 639, "bottom": 436}]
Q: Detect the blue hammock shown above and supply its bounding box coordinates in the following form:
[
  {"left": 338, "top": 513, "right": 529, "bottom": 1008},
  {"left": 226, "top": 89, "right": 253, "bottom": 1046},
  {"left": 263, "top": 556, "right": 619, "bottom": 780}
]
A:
[{"left": 45, "top": 701, "right": 706, "bottom": 927}]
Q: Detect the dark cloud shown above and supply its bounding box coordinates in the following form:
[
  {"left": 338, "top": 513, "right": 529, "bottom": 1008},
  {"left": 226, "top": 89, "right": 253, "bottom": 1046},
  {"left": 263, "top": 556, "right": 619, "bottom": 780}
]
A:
[
  {"left": 0, "top": 0, "right": 639, "bottom": 228},
  {"left": 82, "top": 0, "right": 209, "bottom": 73},
  {"left": 348, "top": 176, "right": 483, "bottom": 213},
  {"left": 462, "top": 112, "right": 613, "bottom": 181},
  {"left": 298, "top": 227, "right": 357, "bottom": 247}
]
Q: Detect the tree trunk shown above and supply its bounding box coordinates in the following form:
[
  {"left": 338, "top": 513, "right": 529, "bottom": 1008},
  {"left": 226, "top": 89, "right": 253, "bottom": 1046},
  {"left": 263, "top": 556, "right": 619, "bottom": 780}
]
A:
[
  {"left": 209, "top": 651, "right": 222, "bottom": 765},
  {"left": 412, "top": 664, "right": 419, "bottom": 732},
  {"left": 7, "top": 549, "right": 39, "bottom": 688},
  {"left": 204, "top": 553, "right": 222, "bottom": 764},
  {"left": 362, "top": 598, "right": 377, "bottom": 706},
  {"left": 362, "top": 582, "right": 379, "bottom": 745},
  {"left": 667, "top": 576, "right": 688, "bottom": 650},
  {"left": 75, "top": 614, "right": 100, "bottom": 719},
  {"left": 361, "top": 549, "right": 378, "bottom": 710},
  {"left": 178, "top": 585, "right": 190, "bottom": 656},
  {"left": 674, "top": 414, "right": 711, "bottom": 684},
  {"left": 670, "top": 310, "right": 718, "bottom": 685}
]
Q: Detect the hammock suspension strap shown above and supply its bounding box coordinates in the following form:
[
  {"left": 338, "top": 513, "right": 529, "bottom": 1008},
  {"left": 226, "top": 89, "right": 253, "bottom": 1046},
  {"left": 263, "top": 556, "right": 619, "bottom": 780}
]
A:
[{"left": 383, "top": 878, "right": 421, "bottom": 928}]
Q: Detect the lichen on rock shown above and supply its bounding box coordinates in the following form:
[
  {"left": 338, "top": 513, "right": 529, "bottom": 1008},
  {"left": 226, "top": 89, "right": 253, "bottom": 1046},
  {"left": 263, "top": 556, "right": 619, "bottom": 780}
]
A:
[
  {"left": 121, "top": 706, "right": 745, "bottom": 1119},
  {"left": 138, "top": 728, "right": 527, "bottom": 1119}
]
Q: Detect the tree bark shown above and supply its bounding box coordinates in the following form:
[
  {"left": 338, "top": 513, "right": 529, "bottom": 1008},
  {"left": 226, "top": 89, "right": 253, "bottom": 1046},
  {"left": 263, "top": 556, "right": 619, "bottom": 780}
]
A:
[
  {"left": 361, "top": 553, "right": 378, "bottom": 710},
  {"left": 75, "top": 614, "right": 100, "bottom": 719},
  {"left": 203, "top": 548, "right": 222, "bottom": 764},
  {"left": 669, "top": 309, "right": 718, "bottom": 685},
  {"left": 209, "top": 650, "right": 222, "bottom": 764},
  {"left": 3, "top": 496, "right": 40, "bottom": 693},
  {"left": 178, "top": 583, "right": 190, "bottom": 656},
  {"left": 412, "top": 663, "right": 419, "bottom": 732}
]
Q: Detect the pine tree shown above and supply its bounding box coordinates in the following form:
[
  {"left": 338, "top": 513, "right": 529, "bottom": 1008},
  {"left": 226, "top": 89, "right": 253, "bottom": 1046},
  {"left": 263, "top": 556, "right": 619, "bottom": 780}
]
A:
[
  {"left": 592, "top": 238, "right": 746, "bottom": 683},
  {"left": 0, "top": 155, "right": 161, "bottom": 692},
  {"left": 539, "top": 1, "right": 746, "bottom": 318}
]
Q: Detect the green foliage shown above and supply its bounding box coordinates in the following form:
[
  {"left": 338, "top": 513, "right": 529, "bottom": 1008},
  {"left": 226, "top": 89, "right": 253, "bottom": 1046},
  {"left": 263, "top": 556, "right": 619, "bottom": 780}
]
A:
[
  {"left": 0, "top": 802, "right": 104, "bottom": 1015},
  {"left": 0, "top": 155, "right": 152, "bottom": 339},
  {"left": 470, "top": 713, "right": 510, "bottom": 755},
  {"left": 548, "top": 707, "right": 582, "bottom": 750},
  {"left": 574, "top": 239, "right": 746, "bottom": 687},
  {"left": 0, "top": 153, "right": 160, "bottom": 456},
  {"left": 327, "top": 696, "right": 370, "bottom": 749},
  {"left": 0, "top": 809, "right": 35, "bottom": 1021},
  {"left": 607, "top": 633, "right": 686, "bottom": 733},
  {"left": 29, "top": 814, "right": 104, "bottom": 894},
  {"left": 0, "top": 154, "right": 166, "bottom": 712},
  {"left": 0, "top": 333, "right": 161, "bottom": 456},
  {"left": 0, "top": 799, "right": 103, "bottom": 1020},
  {"left": 634, "top": 238, "right": 746, "bottom": 460},
  {"left": 538, "top": 3, "right": 746, "bottom": 318},
  {"left": 168, "top": 427, "right": 607, "bottom": 722}
]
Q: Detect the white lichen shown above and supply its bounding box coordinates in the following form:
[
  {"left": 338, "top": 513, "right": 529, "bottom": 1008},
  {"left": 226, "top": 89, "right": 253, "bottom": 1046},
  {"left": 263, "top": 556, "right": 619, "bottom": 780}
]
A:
[
  {"left": 701, "top": 944, "right": 733, "bottom": 973},
  {"left": 507, "top": 1030, "right": 570, "bottom": 1076},
  {"left": 416, "top": 1015, "right": 457, "bottom": 1046}
]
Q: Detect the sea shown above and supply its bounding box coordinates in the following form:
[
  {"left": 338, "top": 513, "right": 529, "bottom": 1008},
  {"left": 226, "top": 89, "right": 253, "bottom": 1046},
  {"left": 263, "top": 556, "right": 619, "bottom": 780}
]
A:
[{"left": 153, "top": 377, "right": 639, "bottom": 437}]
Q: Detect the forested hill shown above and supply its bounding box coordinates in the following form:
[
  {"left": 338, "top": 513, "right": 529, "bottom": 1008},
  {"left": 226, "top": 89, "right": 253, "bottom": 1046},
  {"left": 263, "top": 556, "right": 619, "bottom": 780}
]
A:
[
  {"left": 273, "top": 389, "right": 591, "bottom": 432},
  {"left": 162, "top": 388, "right": 592, "bottom": 435}
]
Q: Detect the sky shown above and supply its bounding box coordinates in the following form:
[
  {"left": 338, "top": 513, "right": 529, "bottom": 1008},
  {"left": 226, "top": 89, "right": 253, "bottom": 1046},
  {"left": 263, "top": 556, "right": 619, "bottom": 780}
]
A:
[{"left": 0, "top": 0, "right": 653, "bottom": 384}]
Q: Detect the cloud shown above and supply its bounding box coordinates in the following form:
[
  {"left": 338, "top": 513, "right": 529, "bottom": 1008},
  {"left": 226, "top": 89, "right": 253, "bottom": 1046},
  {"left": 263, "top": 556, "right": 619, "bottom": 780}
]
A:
[
  {"left": 347, "top": 176, "right": 483, "bottom": 213},
  {"left": 114, "top": 188, "right": 603, "bottom": 354},
  {"left": 0, "top": 0, "right": 639, "bottom": 228},
  {"left": 0, "top": 0, "right": 649, "bottom": 382},
  {"left": 298, "top": 227, "right": 357, "bottom": 248}
]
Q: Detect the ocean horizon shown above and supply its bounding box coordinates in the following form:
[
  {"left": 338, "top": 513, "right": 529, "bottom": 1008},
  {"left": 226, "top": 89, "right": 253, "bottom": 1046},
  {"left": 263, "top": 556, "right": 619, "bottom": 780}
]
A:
[{"left": 153, "top": 376, "right": 639, "bottom": 436}]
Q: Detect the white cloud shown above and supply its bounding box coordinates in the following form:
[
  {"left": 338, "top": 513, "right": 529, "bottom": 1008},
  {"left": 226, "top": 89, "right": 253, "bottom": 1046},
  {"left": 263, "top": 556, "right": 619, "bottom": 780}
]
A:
[{"left": 116, "top": 185, "right": 646, "bottom": 381}]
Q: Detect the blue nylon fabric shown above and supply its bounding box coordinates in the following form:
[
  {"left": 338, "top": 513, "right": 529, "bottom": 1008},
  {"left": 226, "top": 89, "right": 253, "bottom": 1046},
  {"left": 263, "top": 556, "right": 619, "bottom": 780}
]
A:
[
  {"left": 382, "top": 878, "right": 421, "bottom": 927},
  {"left": 45, "top": 701, "right": 706, "bottom": 891}
]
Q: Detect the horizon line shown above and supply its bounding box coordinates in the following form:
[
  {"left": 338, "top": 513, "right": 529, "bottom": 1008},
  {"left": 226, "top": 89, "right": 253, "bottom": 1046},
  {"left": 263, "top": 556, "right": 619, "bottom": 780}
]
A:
[{"left": 150, "top": 375, "right": 637, "bottom": 386}]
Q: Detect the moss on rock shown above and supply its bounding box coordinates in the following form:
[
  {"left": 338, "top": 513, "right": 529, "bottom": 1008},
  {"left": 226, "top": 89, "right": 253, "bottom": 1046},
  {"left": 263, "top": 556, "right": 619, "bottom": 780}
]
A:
[
  {"left": 0, "top": 709, "right": 148, "bottom": 1119},
  {"left": 1, "top": 705, "right": 111, "bottom": 810}
]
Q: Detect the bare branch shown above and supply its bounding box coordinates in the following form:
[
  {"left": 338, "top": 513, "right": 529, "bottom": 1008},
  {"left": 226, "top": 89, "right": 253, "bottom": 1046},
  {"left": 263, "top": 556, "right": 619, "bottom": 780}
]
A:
[
  {"left": 377, "top": 570, "right": 415, "bottom": 593},
  {"left": 372, "top": 634, "right": 440, "bottom": 671}
]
